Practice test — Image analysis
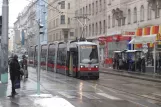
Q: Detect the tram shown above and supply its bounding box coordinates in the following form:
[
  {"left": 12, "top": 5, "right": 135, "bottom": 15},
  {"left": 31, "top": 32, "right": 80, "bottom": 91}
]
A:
[{"left": 28, "top": 40, "right": 99, "bottom": 79}]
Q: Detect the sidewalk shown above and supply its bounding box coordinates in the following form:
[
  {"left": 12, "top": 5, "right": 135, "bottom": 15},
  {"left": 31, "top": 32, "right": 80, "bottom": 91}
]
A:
[
  {"left": 0, "top": 67, "right": 75, "bottom": 107},
  {"left": 100, "top": 67, "right": 161, "bottom": 82}
]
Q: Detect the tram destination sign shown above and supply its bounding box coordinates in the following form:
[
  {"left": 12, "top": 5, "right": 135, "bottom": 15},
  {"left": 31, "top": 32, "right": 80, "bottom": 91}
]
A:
[{"left": 80, "top": 45, "right": 97, "bottom": 49}]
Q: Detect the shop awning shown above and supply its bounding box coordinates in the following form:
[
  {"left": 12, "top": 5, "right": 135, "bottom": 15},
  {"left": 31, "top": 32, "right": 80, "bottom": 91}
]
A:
[{"left": 129, "top": 34, "right": 157, "bottom": 44}]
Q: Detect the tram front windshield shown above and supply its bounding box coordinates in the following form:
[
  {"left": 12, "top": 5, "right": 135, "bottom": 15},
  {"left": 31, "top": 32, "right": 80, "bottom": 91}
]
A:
[{"left": 80, "top": 45, "right": 98, "bottom": 64}]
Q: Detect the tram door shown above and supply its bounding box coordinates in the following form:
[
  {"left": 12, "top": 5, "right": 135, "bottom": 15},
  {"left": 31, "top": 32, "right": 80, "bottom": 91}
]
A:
[{"left": 69, "top": 48, "right": 78, "bottom": 77}]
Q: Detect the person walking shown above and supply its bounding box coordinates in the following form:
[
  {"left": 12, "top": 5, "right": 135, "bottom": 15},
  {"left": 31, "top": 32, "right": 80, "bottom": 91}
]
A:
[
  {"left": 8, "top": 54, "right": 21, "bottom": 97},
  {"left": 21, "top": 54, "right": 28, "bottom": 78}
]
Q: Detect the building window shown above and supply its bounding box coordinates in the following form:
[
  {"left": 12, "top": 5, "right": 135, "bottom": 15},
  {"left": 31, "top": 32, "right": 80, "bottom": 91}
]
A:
[
  {"left": 61, "top": 1, "right": 65, "bottom": 9},
  {"left": 104, "top": 0, "right": 106, "bottom": 10},
  {"left": 96, "top": 1, "right": 98, "bottom": 14},
  {"left": 83, "top": 7, "right": 85, "bottom": 15},
  {"left": 61, "top": 15, "right": 65, "bottom": 24},
  {"left": 140, "top": 5, "right": 144, "bottom": 21},
  {"left": 99, "top": 21, "right": 102, "bottom": 34},
  {"left": 103, "top": 20, "right": 106, "bottom": 33},
  {"left": 68, "top": 3, "right": 70, "bottom": 9},
  {"left": 108, "top": 15, "right": 110, "bottom": 28},
  {"left": 80, "top": 8, "right": 82, "bottom": 15},
  {"left": 68, "top": 18, "right": 70, "bottom": 24},
  {"left": 89, "top": 4, "right": 91, "bottom": 15},
  {"left": 122, "top": 17, "right": 125, "bottom": 26},
  {"left": 70, "top": 32, "right": 74, "bottom": 37},
  {"left": 128, "top": 9, "right": 131, "bottom": 24},
  {"left": 100, "top": 0, "right": 102, "bottom": 12},
  {"left": 112, "top": 14, "right": 115, "bottom": 27},
  {"left": 155, "top": 6, "right": 160, "bottom": 18},
  {"left": 118, "top": 19, "right": 121, "bottom": 27},
  {"left": 92, "top": 24, "right": 94, "bottom": 35},
  {"left": 86, "top": 26, "right": 88, "bottom": 37},
  {"left": 96, "top": 23, "right": 98, "bottom": 35},
  {"left": 89, "top": 24, "right": 91, "bottom": 36},
  {"left": 134, "top": 7, "right": 137, "bottom": 23},
  {"left": 92, "top": 3, "right": 94, "bottom": 15},
  {"left": 86, "top": 6, "right": 88, "bottom": 15},
  {"left": 148, "top": 3, "right": 152, "bottom": 20},
  {"left": 108, "top": 0, "right": 111, "bottom": 5}
]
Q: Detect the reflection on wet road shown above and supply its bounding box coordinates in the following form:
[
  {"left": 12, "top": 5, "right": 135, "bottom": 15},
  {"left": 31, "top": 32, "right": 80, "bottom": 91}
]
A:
[{"left": 0, "top": 67, "right": 161, "bottom": 107}]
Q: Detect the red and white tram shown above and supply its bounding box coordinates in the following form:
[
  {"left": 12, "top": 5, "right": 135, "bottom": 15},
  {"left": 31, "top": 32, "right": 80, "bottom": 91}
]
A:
[{"left": 28, "top": 40, "right": 99, "bottom": 79}]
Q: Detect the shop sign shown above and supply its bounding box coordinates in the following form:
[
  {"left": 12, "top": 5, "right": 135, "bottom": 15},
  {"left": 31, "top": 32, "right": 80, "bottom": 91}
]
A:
[{"left": 122, "top": 31, "right": 135, "bottom": 36}]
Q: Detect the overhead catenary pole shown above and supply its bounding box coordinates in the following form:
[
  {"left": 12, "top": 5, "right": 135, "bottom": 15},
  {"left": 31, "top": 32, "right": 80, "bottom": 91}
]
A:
[{"left": 0, "top": 0, "right": 9, "bottom": 83}]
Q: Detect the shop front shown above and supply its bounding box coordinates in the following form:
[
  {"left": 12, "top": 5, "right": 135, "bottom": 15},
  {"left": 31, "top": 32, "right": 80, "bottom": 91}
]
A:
[
  {"left": 98, "top": 32, "right": 134, "bottom": 67},
  {"left": 131, "top": 25, "right": 161, "bottom": 73}
]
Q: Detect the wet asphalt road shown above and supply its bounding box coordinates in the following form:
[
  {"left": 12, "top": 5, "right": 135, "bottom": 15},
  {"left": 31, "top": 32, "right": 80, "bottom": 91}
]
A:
[{"left": 0, "top": 67, "right": 161, "bottom": 107}]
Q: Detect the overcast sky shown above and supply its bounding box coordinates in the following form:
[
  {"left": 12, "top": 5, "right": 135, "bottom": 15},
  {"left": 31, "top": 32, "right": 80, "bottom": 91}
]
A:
[{"left": 0, "top": 0, "right": 30, "bottom": 27}]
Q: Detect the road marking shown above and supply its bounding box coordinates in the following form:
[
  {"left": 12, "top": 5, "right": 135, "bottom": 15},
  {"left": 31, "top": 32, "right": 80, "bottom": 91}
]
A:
[
  {"left": 127, "top": 100, "right": 148, "bottom": 107},
  {"left": 82, "top": 92, "right": 100, "bottom": 99},
  {"left": 97, "top": 93, "right": 121, "bottom": 100},
  {"left": 58, "top": 92, "right": 76, "bottom": 99}
]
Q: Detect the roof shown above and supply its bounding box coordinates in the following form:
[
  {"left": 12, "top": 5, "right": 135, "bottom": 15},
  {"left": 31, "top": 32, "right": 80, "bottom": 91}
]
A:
[
  {"left": 126, "top": 50, "right": 142, "bottom": 53},
  {"left": 76, "top": 41, "right": 97, "bottom": 45},
  {"left": 113, "top": 51, "right": 121, "bottom": 53}
]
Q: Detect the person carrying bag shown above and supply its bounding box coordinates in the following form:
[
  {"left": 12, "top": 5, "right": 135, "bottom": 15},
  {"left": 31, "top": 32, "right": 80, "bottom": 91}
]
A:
[{"left": 8, "top": 54, "right": 21, "bottom": 97}]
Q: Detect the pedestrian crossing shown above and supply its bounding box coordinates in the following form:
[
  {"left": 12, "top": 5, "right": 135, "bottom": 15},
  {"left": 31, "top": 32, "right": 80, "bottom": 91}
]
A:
[{"left": 58, "top": 91, "right": 123, "bottom": 100}]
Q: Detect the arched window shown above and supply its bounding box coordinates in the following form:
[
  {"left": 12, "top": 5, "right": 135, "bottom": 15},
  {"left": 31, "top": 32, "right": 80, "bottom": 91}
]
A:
[
  {"left": 128, "top": 9, "right": 131, "bottom": 24},
  {"left": 134, "top": 7, "right": 137, "bottom": 23},
  {"left": 148, "top": 3, "right": 151, "bottom": 20},
  {"left": 112, "top": 14, "right": 115, "bottom": 27},
  {"left": 108, "top": 15, "right": 110, "bottom": 28},
  {"left": 140, "top": 5, "right": 144, "bottom": 21}
]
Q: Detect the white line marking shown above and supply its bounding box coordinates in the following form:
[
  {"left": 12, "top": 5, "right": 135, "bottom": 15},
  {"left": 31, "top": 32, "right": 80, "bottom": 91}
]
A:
[
  {"left": 58, "top": 92, "right": 76, "bottom": 99},
  {"left": 82, "top": 92, "right": 100, "bottom": 99},
  {"left": 97, "top": 93, "right": 121, "bottom": 100}
]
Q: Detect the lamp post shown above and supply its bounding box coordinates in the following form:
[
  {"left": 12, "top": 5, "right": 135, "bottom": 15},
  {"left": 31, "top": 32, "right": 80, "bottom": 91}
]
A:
[{"left": 0, "top": 0, "right": 9, "bottom": 83}]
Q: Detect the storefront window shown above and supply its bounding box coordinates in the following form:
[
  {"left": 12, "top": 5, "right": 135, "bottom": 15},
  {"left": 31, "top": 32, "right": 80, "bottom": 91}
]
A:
[{"left": 107, "top": 40, "right": 127, "bottom": 58}]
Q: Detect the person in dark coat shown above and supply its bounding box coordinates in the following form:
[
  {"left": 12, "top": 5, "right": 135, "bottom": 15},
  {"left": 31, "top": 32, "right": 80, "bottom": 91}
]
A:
[
  {"left": 9, "top": 54, "right": 21, "bottom": 97},
  {"left": 21, "top": 54, "right": 28, "bottom": 78}
]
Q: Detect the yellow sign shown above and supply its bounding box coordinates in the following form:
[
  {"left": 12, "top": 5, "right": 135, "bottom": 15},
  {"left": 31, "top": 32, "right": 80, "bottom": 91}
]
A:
[{"left": 157, "top": 33, "right": 161, "bottom": 41}]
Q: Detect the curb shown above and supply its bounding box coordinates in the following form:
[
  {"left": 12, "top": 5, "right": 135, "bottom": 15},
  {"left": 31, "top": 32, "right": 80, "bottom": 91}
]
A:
[{"left": 100, "top": 71, "right": 161, "bottom": 82}]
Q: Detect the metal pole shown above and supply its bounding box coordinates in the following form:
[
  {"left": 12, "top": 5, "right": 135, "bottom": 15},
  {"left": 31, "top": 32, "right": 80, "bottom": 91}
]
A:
[
  {"left": 0, "top": 0, "right": 9, "bottom": 83},
  {"left": 37, "top": 19, "right": 41, "bottom": 95},
  {"left": 154, "top": 42, "right": 156, "bottom": 74}
]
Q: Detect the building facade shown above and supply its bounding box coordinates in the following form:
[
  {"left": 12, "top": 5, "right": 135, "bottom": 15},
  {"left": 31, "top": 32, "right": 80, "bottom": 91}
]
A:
[
  {"left": 47, "top": 0, "right": 76, "bottom": 43},
  {"left": 74, "top": 0, "right": 161, "bottom": 62},
  {"left": 14, "top": 0, "right": 38, "bottom": 53}
]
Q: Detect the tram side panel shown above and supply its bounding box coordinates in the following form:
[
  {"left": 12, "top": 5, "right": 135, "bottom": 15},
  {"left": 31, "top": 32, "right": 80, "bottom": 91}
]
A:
[
  {"left": 47, "top": 44, "right": 56, "bottom": 72},
  {"left": 56, "top": 43, "right": 68, "bottom": 75},
  {"left": 40, "top": 45, "right": 47, "bottom": 70}
]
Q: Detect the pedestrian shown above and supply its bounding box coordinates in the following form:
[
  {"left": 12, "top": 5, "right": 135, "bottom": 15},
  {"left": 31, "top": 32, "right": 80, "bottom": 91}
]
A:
[
  {"left": 8, "top": 54, "right": 21, "bottom": 97},
  {"left": 141, "top": 56, "right": 146, "bottom": 73},
  {"left": 21, "top": 54, "right": 28, "bottom": 78}
]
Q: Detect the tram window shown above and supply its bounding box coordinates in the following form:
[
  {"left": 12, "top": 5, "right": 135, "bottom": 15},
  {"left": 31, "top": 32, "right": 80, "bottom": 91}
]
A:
[
  {"left": 48, "top": 45, "right": 56, "bottom": 64},
  {"left": 57, "top": 47, "right": 66, "bottom": 66},
  {"left": 80, "top": 45, "right": 98, "bottom": 64},
  {"left": 41, "top": 45, "right": 47, "bottom": 64}
]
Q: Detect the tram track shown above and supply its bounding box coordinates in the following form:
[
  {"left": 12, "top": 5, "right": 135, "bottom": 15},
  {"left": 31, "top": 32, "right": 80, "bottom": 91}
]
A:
[{"left": 28, "top": 67, "right": 161, "bottom": 104}]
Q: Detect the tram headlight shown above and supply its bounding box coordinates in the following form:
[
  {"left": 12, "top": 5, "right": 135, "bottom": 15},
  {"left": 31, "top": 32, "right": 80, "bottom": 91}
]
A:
[
  {"left": 80, "top": 65, "right": 85, "bottom": 68},
  {"left": 95, "top": 65, "right": 99, "bottom": 68}
]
